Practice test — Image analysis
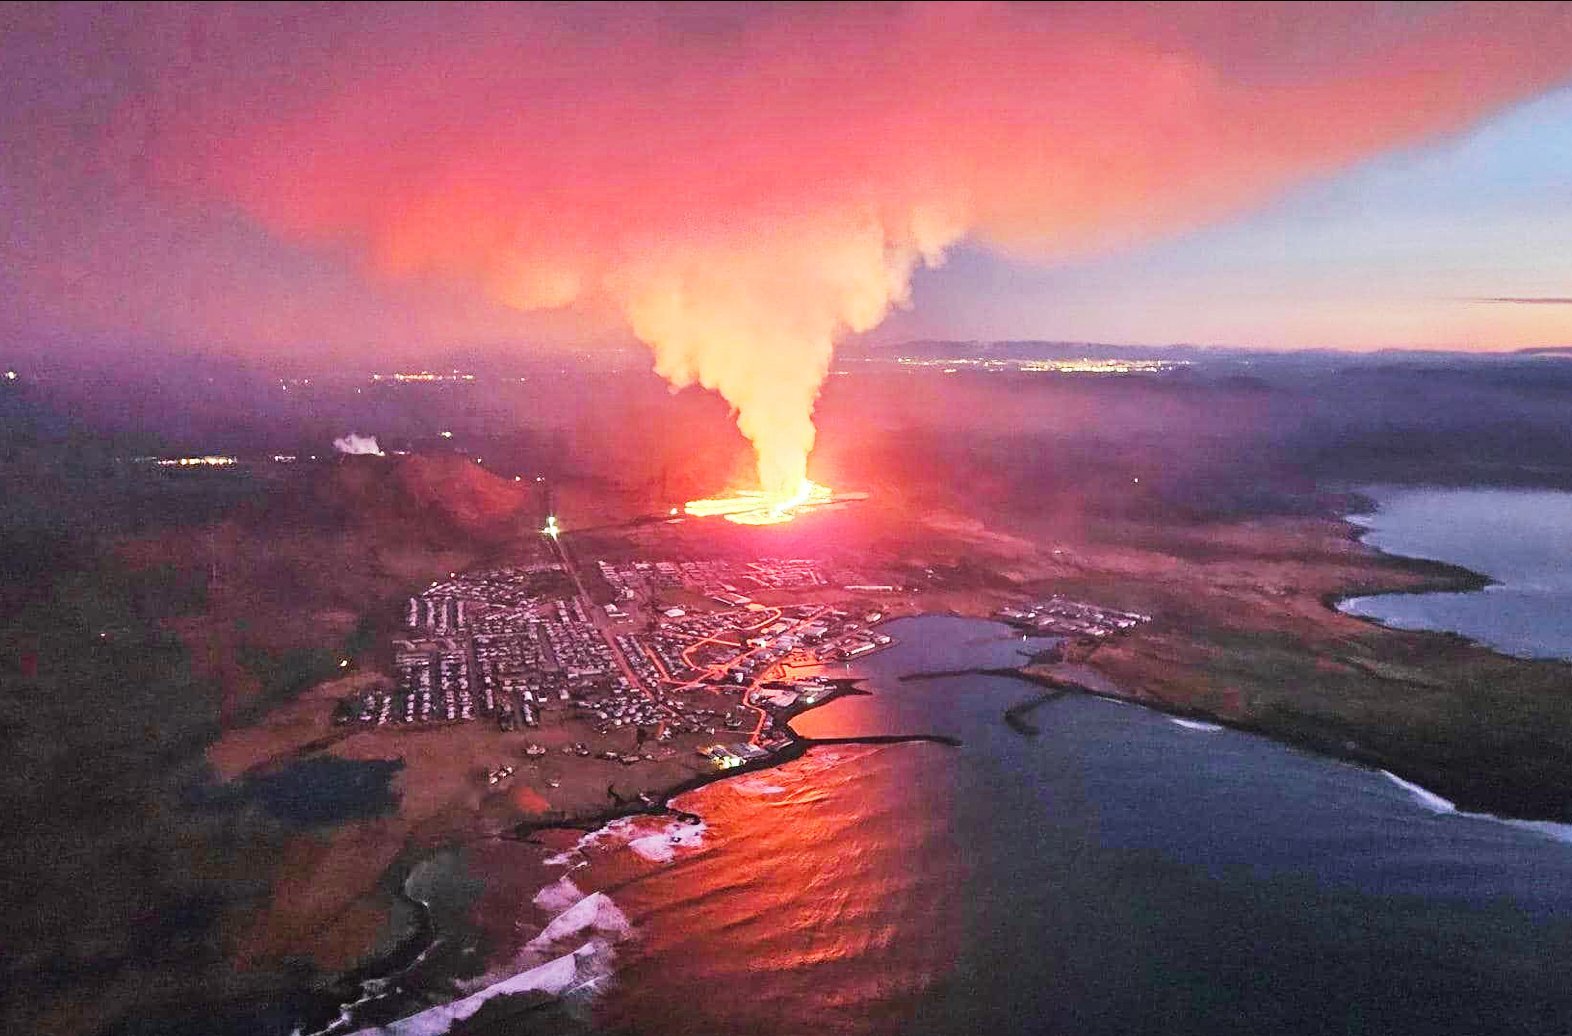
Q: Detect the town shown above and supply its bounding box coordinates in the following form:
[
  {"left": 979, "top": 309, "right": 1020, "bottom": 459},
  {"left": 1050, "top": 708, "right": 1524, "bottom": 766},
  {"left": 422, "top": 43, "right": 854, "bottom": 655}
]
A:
[
  {"left": 335, "top": 545, "right": 1154, "bottom": 777},
  {"left": 336, "top": 555, "right": 898, "bottom": 771}
]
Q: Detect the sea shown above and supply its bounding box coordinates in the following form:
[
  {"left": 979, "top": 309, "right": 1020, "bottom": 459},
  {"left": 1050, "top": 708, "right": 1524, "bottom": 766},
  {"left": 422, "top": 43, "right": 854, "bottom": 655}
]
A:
[
  {"left": 1339, "top": 486, "right": 1572, "bottom": 661},
  {"left": 404, "top": 614, "right": 1572, "bottom": 1036}
]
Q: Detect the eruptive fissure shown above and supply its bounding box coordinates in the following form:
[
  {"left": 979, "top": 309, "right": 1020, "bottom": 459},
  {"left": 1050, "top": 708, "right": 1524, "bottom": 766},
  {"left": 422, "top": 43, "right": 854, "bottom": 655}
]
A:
[{"left": 685, "top": 479, "right": 835, "bottom": 525}]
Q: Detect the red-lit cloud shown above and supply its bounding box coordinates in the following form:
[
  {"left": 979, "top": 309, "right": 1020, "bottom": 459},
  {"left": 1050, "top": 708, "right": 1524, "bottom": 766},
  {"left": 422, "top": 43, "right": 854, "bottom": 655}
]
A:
[{"left": 6, "top": 3, "right": 1572, "bottom": 490}]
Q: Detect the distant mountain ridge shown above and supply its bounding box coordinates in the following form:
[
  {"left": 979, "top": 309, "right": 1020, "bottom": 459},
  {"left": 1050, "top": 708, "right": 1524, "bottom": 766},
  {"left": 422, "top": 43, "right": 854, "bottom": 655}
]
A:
[{"left": 847, "top": 340, "right": 1572, "bottom": 363}]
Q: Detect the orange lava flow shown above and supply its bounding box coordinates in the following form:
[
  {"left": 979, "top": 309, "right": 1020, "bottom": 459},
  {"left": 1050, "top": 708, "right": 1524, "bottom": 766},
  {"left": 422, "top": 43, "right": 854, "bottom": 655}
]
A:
[{"left": 684, "top": 480, "right": 832, "bottom": 525}]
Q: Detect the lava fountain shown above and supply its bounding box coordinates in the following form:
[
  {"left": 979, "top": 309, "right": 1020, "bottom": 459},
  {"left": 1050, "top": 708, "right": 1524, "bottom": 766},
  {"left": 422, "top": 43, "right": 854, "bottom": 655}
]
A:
[{"left": 685, "top": 479, "right": 835, "bottom": 525}]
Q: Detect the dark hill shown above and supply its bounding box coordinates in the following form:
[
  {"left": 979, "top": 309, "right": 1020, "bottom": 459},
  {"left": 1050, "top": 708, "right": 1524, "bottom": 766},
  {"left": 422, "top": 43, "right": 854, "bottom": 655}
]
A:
[{"left": 264, "top": 453, "right": 534, "bottom": 546}]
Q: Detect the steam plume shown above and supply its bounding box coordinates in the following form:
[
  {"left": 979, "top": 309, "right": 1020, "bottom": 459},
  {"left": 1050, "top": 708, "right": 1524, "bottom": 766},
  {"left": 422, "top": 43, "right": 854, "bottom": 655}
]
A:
[
  {"left": 136, "top": 3, "right": 1572, "bottom": 496},
  {"left": 333, "top": 433, "right": 384, "bottom": 457}
]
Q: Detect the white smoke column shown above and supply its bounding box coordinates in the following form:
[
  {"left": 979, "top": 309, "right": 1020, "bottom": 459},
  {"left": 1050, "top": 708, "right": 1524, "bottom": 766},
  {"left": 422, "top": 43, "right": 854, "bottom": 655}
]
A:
[
  {"left": 332, "top": 432, "right": 384, "bottom": 456},
  {"left": 610, "top": 208, "right": 961, "bottom": 498}
]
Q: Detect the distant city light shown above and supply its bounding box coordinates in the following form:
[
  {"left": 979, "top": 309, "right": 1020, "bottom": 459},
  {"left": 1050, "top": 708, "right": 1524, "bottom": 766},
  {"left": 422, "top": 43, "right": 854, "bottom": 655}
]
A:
[
  {"left": 153, "top": 455, "right": 239, "bottom": 468},
  {"left": 543, "top": 515, "right": 560, "bottom": 539},
  {"left": 893, "top": 356, "right": 1189, "bottom": 375},
  {"left": 371, "top": 371, "right": 477, "bottom": 382},
  {"left": 439, "top": 430, "right": 454, "bottom": 438},
  {"left": 3, "top": 370, "right": 17, "bottom": 381}
]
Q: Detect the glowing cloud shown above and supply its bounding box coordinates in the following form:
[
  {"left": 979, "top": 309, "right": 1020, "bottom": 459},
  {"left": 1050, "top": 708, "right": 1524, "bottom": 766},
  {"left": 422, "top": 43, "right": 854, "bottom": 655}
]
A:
[{"left": 126, "top": 3, "right": 1572, "bottom": 496}]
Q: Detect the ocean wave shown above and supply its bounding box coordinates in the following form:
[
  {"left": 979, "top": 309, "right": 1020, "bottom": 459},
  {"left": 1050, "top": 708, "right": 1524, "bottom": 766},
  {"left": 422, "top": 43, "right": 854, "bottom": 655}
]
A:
[
  {"left": 1381, "top": 770, "right": 1456, "bottom": 813},
  {"left": 543, "top": 816, "right": 643, "bottom": 866},
  {"left": 450, "top": 888, "right": 632, "bottom": 1018},
  {"left": 546, "top": 815, "right": 708, "bottom": 868},
  {"left": 532, "top": 874, "right": 585, "bottom": 915},
  {"left": 1382, "top": 770, "right": 1572, "bottom": 844},
  {"left": 729, "top": 776, "right": 787, "bottom": 796},
  {"left": 526, "top": 891, "right": 632, "bottom": 953},
  {"left": 348, "top": 941, "right": 609, "bottom": 1036},
  {"left": 628, "top": 818, "right": 707, "bottom": 864}
]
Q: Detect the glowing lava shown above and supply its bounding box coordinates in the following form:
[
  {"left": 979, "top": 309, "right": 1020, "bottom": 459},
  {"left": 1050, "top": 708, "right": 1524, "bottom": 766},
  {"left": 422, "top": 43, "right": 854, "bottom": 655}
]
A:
[{"left": 685, "top": 480, "right": 834, "bottom": 525}]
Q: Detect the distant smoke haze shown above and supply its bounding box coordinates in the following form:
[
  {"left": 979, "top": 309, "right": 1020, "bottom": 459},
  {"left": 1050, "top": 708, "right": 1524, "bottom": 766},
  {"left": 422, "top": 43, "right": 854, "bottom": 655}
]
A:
[{"left": 332, "top": 432, "right": 384, "bottom": 456}]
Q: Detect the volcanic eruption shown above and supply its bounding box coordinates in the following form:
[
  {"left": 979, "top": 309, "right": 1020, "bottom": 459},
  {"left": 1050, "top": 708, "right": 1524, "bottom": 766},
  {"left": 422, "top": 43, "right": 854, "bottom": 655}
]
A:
[
  {"left": 125, "top": 4, "right": 1572, "bottom": 520},
  {"left": 684, "top": 479, "right": 836, "bottom": 526}
]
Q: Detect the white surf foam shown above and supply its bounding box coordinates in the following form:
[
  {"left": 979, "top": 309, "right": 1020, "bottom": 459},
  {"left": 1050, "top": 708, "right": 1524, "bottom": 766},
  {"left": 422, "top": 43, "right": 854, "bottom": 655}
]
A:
[
  {"left": 525, "top": 891, "right": 632, "bottom": 953},
  {"left": 1168, "top": 717, "right": 1223, "bottom": 732},
  {"left": 549, "top": 813, "right": 710, "bottom": 868},
  {"left": 531, "top": 874, "right": 584, "bottom": 915},
  {"left": 1382, "top": 770, "right": 1572, "bottom": 844},
  {"left": 1381, "top": 770, "right": 1456, "bottom": 813},
  {"left": 544, "top": 816, "right": 643, "bottom": 866},
  {"left": 348, "top": 941, "right": 605, "bottom": 1036},
  {"left": 730, "top": 775, "right": 787, "bottom": 796},
  {"left": 627, "top": 819, "right": 707, "bottom": 863}
]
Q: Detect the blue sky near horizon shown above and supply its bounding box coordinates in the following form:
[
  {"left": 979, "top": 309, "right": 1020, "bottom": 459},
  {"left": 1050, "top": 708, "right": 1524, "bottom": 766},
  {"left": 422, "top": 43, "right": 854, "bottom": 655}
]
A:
[{"left": 879, "top": 86, "right": 1572, "bottom": 351}]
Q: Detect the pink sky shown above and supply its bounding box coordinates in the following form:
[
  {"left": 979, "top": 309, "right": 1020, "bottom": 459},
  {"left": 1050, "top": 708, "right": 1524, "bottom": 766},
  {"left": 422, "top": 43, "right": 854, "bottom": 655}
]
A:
[{"left": 4, "top": 2, "right": 1572, "bottom": 359}]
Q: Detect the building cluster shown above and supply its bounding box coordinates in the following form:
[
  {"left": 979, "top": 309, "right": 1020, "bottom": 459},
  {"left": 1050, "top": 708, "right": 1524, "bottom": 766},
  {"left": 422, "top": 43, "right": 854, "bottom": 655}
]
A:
[
  {"left": 598, "top": 557, "right": 831, "bottom": 603},
  {"left": 615, "top": 632, "right": 681, "bottom": 687},
  {"left": 997, "top": 596, "right": 1151, "bottom": 638},
  {"left": 340, "top": 551, "right": 903, "bottom": 774},
  {"left": 416, "top": 564, "right": 564, "bottom": 613},
  {"left": 342, "top": 563, "right": 604, "bottom": 730},
  {"left": 749, "top": 676, "right": 837, "bottom": 711},
  {"left": 472, "top": 624, "right": 564, "bottom": 728},
  {"left": 699, "top": 742, "right": 772, "bottom": 769},
  {"left": 367, "top": 644, "right": 474, "bottom": 724}
]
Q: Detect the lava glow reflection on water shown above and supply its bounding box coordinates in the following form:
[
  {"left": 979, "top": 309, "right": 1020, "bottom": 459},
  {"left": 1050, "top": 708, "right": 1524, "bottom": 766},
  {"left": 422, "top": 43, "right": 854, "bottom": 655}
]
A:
[{"left": 586, "top": 742, "right": 963, "bottom": 1036}]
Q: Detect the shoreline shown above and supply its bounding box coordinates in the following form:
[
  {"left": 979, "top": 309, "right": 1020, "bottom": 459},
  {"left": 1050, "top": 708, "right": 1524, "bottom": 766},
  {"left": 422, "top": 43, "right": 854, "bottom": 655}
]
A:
[
  {"left": 1320, "top": 497, "right": 1494, "bottom": 623},
  {"left": 1327, "top": 500, "right": 1572, "bottom": 666},
  {"left": 995, "top": 658, "right": 1572, "bottom": 826},
  {"left": 320, "top": 673, "right": 963, "bottom": 1034},
  {"left": 309, "top": 584, "right": 1572, "bottom": 1036}
]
